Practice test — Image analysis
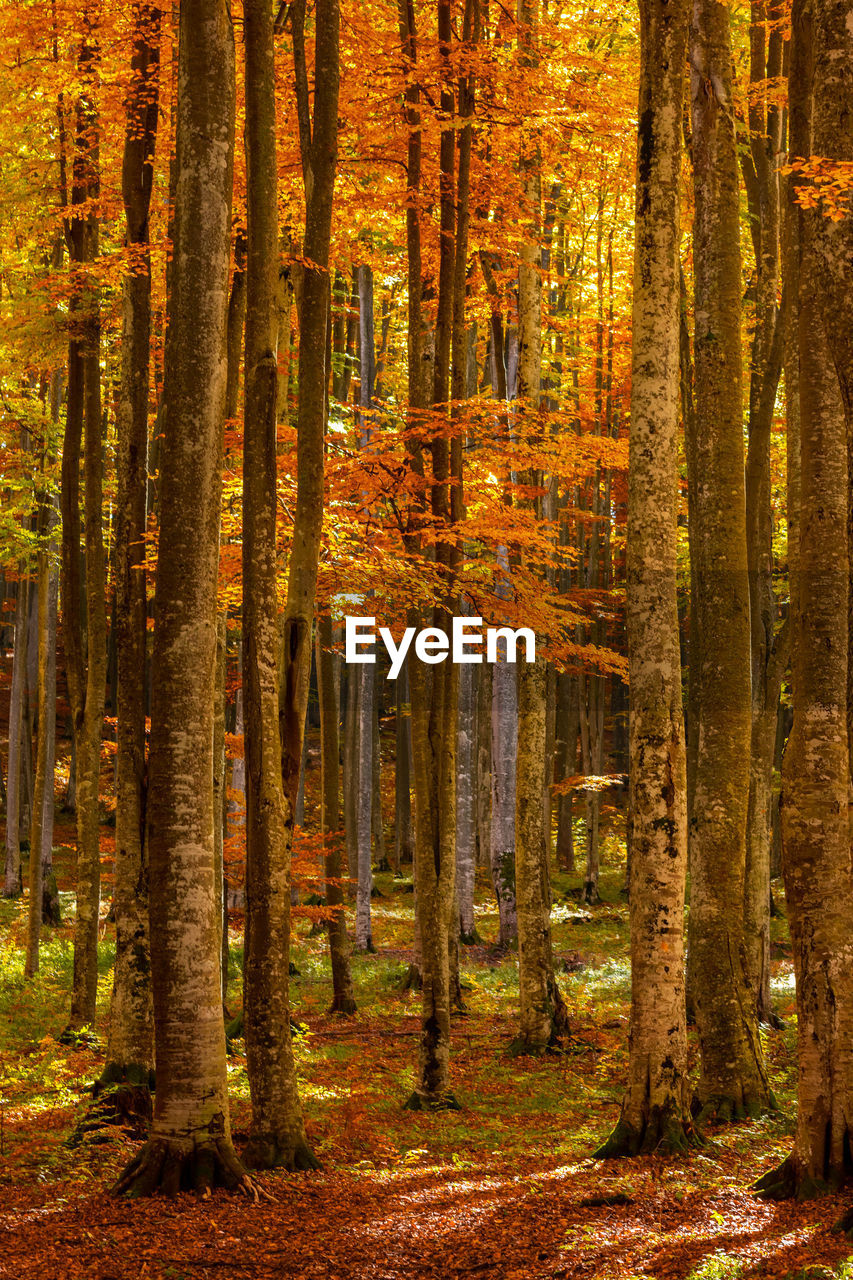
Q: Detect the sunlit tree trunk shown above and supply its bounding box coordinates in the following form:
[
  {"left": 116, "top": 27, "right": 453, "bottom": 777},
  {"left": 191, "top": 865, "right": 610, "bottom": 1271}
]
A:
[
  {"left": 114, "top": 0, "right": 247, "bottom": 1197},
  {"left": 596, "top": 0, "right": 694, "bottom": 1157}
]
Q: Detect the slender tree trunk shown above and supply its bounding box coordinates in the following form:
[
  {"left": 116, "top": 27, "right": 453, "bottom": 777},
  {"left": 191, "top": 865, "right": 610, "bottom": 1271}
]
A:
[
  {"left": 741, "top": 0, "right": 787, "bottom": 1029},
  {"left": 63, "top": 30, "right": 108, "bottom": 1033},
  {"left": 394, "top": 660, "right": 414, "bottom": 871},
  {"left": 512, "top": 0, "right": 565, "bottom": 1054},
  {"left": 316, "top": 617, "right": 356, "bottom": 1013},
  {"left": 4, "top": 574, "right": 28, "bottom": 898},
  {"left": 399, "top": 0, "right": 460, "bottom": 1111},
  {"left": 242, "top": 0, "right": 316, "bottom": 1171},
  {"left": 213, "top": 612, "right": 228, "bottom": 1011},
  {"left": 490, "top": 639, "right": 518, "bottom": 945},
  {"left": 25, "top": 518, "right": 52, "bottom": 978},
  {"left": 104, "top": 0, "right": 159, "bottom": 1090},
  {"left": 476, "top": 653, "right": 492, "bottom": 871},
  {"left": 114, "top": 0, "right": 248, "bottom": 1197},
  {"left": 456, "top": 657, "right": 478, "bottom": 943},
  {"left": 355, "top": 659, "right": 374, "bottom": 950},
  {"left": 596, "top": 0, "right": 695, "bottom": 1157},
  {"left": 687, "top": 0, "right": 771, "bottom": 1120}
]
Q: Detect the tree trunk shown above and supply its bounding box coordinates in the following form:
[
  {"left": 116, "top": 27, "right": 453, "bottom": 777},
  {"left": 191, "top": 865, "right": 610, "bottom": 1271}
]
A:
[
  {"left": 399, "top": 0, "right": 460, "bottom": 1111},
  {"left": 242, "top": 0, "right": 316, "bottom": 1172},
  {"left": 394, "top": 659, "right": 414, "bottom": 871},
  {"left": 456, "top": 657, "right": 478, "bottom": 943},
  {"left": 596, "top": 0, "right": 694, "bottom": 1157},
  {"left": 4, "top": 573, "right": 28, "bottom": 898},
  {"left": 687, "top": 0, "right": 771, "bottom": 1121},
  {"left": 62, "top": 30, "right": 108, "bottom": 1034},
  {"left": 355, "top": 660, "right": 374, "bottom": 951},
  {"left": 512, "top": 0, "right": 565, "bottom": 1054},
  {"left": 114, "top": 0, "right": 248, "bottom": 1197},
  {"left": 757, "top": 0, "right": 853, "bottom": 1215},
  {"left": 316, "top": 617, "right": 356, "bottom": 1014},
  {"left": 476, "top": 654, "right": 492, "bottom": 871},
  {"left": 490, "top": 637, "right": 518, "bottom": 946},
  {"left": 104, "top": 0, "right": 159, "bottom": 1091},
  {"left": 25, "top": 512, "right": 52, "bottom": 978}
]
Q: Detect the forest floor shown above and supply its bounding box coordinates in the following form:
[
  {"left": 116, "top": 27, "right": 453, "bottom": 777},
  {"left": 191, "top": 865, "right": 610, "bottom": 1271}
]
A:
[{"left": 0, "top": 816, "right": 852, "bottom": 1279}]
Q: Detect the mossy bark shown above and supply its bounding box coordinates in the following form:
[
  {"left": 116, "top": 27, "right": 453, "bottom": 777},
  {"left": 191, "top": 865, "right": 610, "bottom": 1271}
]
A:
[{"left": 687, "top": 0, "right": 771, "bottom": 1121}]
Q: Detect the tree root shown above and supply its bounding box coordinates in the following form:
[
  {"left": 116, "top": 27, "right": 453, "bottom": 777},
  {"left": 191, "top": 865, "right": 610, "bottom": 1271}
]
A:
[
  {"left": 594, "top": 1105, "right": 702, "bottom": 1158},
  {"left": 754, "top": 1157, "right": 829, "bottom": 1203},
  {"left": 113, "top": 1136, "right": 267, "bottom": 1200},
  {"left": 242, "top": 1134, "right": 321, "bottom": 1172},
  {"left": 459, "top": 927, "right": 484, "bottom": 946},
  {"left": 398, "top": 963, "right": 422, "bottom": 993},
  {"left": 694, "top": 1089, "right": 776, "bottom": 1127},
  {"left": 328, "top": 994, "right": 357, "bottom": 1016},
  {"left": 403, "top": 1090, "right": 461, "bottom": 1112}
]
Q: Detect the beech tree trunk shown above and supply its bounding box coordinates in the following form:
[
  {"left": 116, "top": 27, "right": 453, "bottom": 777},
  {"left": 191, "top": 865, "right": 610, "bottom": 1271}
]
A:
[
  {"left": 456, "top": 657, "right": 477, "bottom": 943},
  {"left": 757, "top": 0, "right": 853, "bottom": 1215},
  {"left": 62, "top": 29, "right": 108, "bottom": 1034},
  {"left": 740, "top": 0, "right": 787, "bottom": 1029},
  {"left": 242, "top": 0, "right": 316, "bottom": 1171},
  {"left": 114, "top": 0, "right": 247, "bottom": 1197},
  {"left": 394, "top": 660, "right": 414, "bottom": 871},
  {"left": 512, "top": 0, "right": 565, "bottom": 1054},
  {"left": 3, "top": 573, "right": 28, "bottom": 898},
  {"left": 399, "top": 0, "right": 460, "bottom": 1110},
  {"left": 490, "top": 630, "right": 518, "bottom": 945},
  {"left": 596, "top": 0, "right": 694, "bottom": 1157},
  {"left": 316, "top": 616, "right": 356, "bottom": 1013},
  {"left": 687, "top": 0, "right": 771, "bottom": 1120},
  {"left": 104, "top": 0, "right": 159, "bottom": 1091},
  {"left": 25, "top": 507, "right": 53, "bottom": 978}
]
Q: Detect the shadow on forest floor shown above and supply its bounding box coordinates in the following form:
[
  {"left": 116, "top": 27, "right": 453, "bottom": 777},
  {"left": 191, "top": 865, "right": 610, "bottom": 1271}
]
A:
[{"left": 0, "top": 829, "right": 850, "bottom": 1280}]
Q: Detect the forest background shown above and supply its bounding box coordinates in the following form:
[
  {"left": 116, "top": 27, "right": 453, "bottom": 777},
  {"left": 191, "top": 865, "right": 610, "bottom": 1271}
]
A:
[{"left": 0, "top": 0, "right": 851, "bottom": 1276}]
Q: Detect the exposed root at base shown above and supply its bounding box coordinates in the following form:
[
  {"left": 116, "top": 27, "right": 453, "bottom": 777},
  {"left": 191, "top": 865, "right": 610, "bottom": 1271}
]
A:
[
  {"left": 754, "top": 1157, "right": 831, "bottom": 1204},
  {"left": 113, "top": 1137, "right": 264, "bottom": 1200},
  {"left": 242, "top": 1134, "right": 320, "bottom": 1173},
  {"left": 403, "top": 1090, "right": 461, "bottom": 1113},
  {"left": 594, "top": 1106, "right": 703, "bottom": 1158},
  {"left": 328, "top": 995, "right": 357, "bottom": 1016},
  {"left": 398, "top": 963, "right": 422, "bottom": 993},
  {"left": 694, "top": 1090, "right": 775, "bottom": 1127}
]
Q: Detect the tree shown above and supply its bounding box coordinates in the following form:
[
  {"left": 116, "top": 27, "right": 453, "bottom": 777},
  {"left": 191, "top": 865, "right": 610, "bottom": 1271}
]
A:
[
  {"left": 596, "top": 0, "right": 694, "bottom": 1157},
  {"left": 102, "top": 0, "right": 160, "bottom": 1095},
  {"left": 756, "top": 0, "right": 853, "bottom": 1214},
  {"left": 242, "top": 0, "right": 316, "bottom": 1171},
  {"left": 686, "top": 0, "right": 772, "bottom": 1121},
  {"left": 513, "top": 0, "right": 566, "bottom": 1055},
  {"left": 113, "top": 0, "right": 246, "bottom": 1197},
  {"left": 60, "top": 19, "right": 108, "bottom": 1035}
]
